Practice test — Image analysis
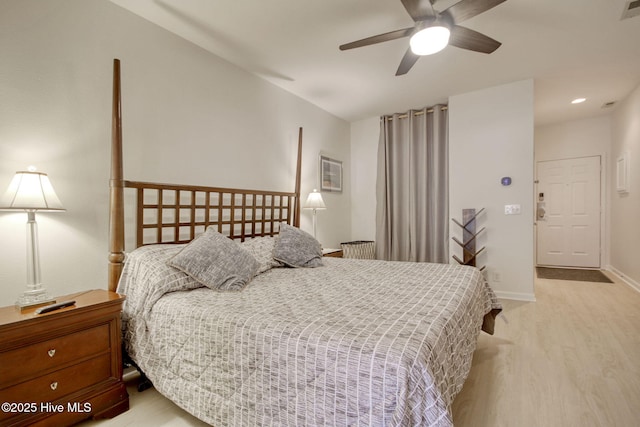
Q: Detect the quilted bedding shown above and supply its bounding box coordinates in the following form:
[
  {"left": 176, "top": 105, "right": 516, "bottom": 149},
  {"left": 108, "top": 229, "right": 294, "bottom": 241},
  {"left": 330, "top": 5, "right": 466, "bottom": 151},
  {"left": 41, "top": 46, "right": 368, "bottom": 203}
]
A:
[{"left": 118, "top": 244, "right": 502, "bottom": 427}]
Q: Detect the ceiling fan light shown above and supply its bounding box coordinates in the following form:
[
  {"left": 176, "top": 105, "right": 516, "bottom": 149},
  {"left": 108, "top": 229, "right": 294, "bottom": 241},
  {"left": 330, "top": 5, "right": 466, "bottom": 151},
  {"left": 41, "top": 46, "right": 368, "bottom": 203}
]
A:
[{"left": 409, "top": 26, "right": 450, "bottom": 56}]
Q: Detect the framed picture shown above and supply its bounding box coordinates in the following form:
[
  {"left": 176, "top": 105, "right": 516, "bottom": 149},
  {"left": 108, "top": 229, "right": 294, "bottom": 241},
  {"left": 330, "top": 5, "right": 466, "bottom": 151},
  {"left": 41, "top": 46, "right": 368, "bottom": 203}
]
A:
[
  {"left": 616, "top": 152, "right": 629, "bottom": 194},
  {"left": 320, "top": 155, "right": 342, "bottom": 193}
]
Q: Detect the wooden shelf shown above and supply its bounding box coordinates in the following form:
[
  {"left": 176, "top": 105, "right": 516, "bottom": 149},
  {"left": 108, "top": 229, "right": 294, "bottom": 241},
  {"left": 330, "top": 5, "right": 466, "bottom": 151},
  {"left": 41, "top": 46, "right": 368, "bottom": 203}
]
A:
[{"left": 451, "top": 208, "right": 485, "bottom": 270}]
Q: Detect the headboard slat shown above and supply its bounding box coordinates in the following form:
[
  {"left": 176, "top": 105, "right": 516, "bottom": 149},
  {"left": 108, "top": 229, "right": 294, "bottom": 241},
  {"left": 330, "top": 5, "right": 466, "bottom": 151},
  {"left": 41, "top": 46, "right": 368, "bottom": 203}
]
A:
[{"left": 126, "top": 180, "right": 296, "bottom": 246}]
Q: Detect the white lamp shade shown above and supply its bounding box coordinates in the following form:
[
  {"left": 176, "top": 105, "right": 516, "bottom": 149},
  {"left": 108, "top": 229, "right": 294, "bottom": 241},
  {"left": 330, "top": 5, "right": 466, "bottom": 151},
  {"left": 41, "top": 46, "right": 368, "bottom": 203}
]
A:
[
  {"left": 304, "top": 189, "right": 326, "bottom": 210},
  {"left": 410, "top": 26, "right": 450, "bottom": 56},
  {"left": 0, "top": 171, "right": 65, "bottom": 211}
]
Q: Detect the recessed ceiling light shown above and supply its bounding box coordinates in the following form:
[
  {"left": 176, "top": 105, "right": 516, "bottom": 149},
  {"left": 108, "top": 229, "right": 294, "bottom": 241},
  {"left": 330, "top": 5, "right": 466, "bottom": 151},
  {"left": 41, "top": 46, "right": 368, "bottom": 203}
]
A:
[{"left": 571, "top": 98, "right": 587, "bottom": 104}]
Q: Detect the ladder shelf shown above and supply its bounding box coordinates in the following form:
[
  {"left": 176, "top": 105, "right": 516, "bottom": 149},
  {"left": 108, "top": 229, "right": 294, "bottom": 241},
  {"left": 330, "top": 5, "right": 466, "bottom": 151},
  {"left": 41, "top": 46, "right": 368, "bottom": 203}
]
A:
[{"left": 451, "top": 208, "right": 486, "bottom": 271}]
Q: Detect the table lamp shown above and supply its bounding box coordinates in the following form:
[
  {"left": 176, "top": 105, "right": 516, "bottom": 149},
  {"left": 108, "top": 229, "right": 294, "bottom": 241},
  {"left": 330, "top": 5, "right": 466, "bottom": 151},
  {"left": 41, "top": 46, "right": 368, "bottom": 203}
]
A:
[
  {"left": 0, "top": 167, "right": 65, "bottom": 309},
  {"left": 303, "top": 189, "right": 326, "bottom": 240}
]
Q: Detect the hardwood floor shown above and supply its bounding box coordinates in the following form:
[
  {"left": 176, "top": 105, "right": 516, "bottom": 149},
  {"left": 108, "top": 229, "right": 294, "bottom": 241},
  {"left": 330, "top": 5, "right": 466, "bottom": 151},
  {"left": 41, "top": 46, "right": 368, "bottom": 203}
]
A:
[
  {"left": 84, "top": 272, "right": 640, "bottom": 427},
  {"left": 452, "top": 272, "right": 640, "bottom": 427}
]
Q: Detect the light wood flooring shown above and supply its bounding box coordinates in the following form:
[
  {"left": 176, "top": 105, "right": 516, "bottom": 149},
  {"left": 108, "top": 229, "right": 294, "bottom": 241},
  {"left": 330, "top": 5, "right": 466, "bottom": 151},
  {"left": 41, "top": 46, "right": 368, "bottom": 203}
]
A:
[
  {"left": 453, "top": 272, "right": 640, "bottom": 427},
  {"left": 84, "top": 272, "right": 640, "bottom": 427}
]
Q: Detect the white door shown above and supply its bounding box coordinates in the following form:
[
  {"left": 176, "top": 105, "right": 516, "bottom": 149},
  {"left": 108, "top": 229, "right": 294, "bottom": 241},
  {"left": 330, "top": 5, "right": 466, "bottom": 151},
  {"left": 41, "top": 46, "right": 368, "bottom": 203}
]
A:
[{"left": 536, "top": 156, "right": 601, "bottom": 268}]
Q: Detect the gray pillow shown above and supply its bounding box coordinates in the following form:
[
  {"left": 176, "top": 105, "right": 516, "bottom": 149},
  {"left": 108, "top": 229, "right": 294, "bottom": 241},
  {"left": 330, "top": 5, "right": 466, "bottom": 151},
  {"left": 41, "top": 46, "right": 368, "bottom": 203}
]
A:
[
  {"left": 273, "top": 223, "right": 323, "bottom": 268},
  {"left": 241, "top": 236, "right": 283, "bottom": 274},
  {"left": 168, "top": 227, "right": 259, "bottom": 291}
]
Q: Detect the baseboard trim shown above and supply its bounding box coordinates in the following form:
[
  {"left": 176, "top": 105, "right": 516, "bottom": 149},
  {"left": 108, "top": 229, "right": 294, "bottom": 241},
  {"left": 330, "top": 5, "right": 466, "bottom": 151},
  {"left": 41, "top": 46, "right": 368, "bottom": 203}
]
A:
[
  {"left": 606, "top": 265, "right": 640, "bottom": 294},
  {"left": 494, "top": 290, "right": 536, "bottom": 302}
]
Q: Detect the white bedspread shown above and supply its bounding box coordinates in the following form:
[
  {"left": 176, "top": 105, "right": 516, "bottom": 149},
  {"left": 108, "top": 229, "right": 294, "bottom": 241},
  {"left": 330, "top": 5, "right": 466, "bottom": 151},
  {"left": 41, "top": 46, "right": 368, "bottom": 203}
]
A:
[{"left": 118, "top": 245, "right": 501, "bottom": 427}]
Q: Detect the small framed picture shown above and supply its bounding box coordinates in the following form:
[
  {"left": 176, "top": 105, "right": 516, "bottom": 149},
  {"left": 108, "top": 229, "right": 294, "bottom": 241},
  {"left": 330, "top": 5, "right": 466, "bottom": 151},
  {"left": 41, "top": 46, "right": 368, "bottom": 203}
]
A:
[{"left": 320, "top": 155, "right": 342, "bottom": 193}]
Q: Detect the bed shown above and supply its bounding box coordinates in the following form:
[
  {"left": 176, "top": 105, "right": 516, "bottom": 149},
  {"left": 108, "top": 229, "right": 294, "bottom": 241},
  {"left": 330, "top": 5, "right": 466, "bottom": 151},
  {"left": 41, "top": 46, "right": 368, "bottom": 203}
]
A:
[{"left": 108, "top": 59, "right": 502, "bottom": 427}]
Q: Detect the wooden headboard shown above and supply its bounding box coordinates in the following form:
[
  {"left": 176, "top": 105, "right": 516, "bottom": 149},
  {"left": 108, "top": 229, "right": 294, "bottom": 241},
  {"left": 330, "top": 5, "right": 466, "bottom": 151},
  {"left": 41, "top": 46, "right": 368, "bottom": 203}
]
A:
[{"left": 108, "top": 59, "right": 302, "bottom": 292}]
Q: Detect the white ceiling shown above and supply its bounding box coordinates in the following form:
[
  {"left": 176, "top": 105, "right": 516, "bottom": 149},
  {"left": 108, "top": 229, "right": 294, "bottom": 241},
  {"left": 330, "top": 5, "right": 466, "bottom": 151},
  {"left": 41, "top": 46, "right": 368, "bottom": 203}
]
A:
[{"left": 111, "top": 0, "right": 640, "bottom": 126}]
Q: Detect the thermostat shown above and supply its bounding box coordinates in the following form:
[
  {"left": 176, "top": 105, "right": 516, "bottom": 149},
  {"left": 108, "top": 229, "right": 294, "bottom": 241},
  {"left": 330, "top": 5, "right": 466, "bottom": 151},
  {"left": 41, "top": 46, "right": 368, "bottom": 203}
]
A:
[{"left": 501, "top": 177, "right": 512, "bottom": 186}]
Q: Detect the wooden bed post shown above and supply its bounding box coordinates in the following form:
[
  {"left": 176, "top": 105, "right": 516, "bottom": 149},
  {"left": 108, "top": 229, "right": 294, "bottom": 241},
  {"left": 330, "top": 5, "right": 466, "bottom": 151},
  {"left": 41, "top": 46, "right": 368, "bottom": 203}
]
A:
[
  {"left": 294, "top": 127, "right": 302, "bottom": 228},
  {"left": 108, "top": 59, "right": 125, "bottom": 292}
]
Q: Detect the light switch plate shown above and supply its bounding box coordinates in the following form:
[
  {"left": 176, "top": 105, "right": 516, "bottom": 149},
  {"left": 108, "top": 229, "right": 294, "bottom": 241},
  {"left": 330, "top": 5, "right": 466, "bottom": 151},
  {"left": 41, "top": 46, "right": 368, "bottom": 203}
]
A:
[{"left": 504, "top": 204, "right": 521, "bottom": 215}]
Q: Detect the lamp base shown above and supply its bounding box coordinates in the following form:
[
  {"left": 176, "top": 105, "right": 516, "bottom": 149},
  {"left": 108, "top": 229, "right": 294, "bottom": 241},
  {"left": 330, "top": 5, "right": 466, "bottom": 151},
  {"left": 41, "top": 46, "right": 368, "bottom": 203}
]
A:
[{"left": 16, "top": 288, "right": 56, "bottom": 311}]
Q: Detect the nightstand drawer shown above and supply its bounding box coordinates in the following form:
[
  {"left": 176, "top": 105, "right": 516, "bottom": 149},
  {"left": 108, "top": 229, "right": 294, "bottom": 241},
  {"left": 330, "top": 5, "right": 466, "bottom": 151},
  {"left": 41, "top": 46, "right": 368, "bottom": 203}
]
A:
[
  {"left": 0, "top": 353, "right": 112, "bottom": 418},
  {"left": 0, "top": 323, "right": 110, "bottom": 387}
]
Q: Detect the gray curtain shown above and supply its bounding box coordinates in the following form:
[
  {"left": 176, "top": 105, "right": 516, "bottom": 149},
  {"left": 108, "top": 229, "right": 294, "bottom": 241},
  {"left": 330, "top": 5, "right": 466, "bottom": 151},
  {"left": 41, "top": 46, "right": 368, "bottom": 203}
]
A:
[{"left": 375, "top": 105, "right": 448, "bottom": 263}]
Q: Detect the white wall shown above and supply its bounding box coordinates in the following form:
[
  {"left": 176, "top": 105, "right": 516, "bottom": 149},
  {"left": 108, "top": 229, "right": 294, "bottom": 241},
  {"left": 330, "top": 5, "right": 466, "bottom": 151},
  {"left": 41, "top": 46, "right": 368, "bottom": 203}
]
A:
[
  {"left": 449, "top": 80, "right": 536, "bottom": 301},
  {"left": 535, "top": 116, "right": 612, "bottom": 268},
  {"left": 536, "top": 116, "right": 612, "bottom": 162},
  {"left": 349, "top": 117, "right": 379, "bottom": 241},
  {"left": 609, "top": 83, "right": 640, "bottom": 289},
  {"left": 0, "top": 0, "right": 350, "bottom": 305}
]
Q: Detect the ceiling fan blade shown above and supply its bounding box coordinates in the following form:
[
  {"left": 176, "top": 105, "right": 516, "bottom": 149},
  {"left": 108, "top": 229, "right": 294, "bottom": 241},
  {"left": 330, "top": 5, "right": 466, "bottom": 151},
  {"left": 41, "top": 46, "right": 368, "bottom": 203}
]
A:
[
  {"left": 444, "top": 0, "right": 507, "bottom": 23},
  {"left": 449, "top": 25, "right": 501, "bottom": 53},
  {"left": 400, "top": 0, "right": 436, "bottom": 22},
  {"left": 396, "top": 48, "right": 420, "bottom": 76},
  {"left": 339, "top": 27, "right": 414, "bottom": 50}
]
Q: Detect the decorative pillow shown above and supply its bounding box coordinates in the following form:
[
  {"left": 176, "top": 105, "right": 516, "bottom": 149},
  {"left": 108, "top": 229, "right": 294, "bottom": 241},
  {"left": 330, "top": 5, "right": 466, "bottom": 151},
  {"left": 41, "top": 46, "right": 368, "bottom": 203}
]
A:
[
  {"left": 167, "top": 227, "right": 259, "bottom": 291},
  {"left": 273, "top": 223, "right": 323, "bottom": 268},
  {"left": 241, "top": 236, "right": 283, "bottom": 274}
]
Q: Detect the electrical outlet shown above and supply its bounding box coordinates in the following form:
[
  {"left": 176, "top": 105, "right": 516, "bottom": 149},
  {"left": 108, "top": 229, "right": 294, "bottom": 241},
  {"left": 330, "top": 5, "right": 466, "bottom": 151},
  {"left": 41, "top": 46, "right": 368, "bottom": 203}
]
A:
[{"left": 493, "top": 271, "right": 501, "bottom": 282}]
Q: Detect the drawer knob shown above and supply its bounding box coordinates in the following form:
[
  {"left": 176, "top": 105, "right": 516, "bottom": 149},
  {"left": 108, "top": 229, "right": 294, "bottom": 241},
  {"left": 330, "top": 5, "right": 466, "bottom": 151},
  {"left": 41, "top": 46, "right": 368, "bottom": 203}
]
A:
[
  {"left": 50, "top": 382, "right": 58, "bottom": 391},
  {"left": 48, "top": 349, "right": 56, "bottom": 358}
]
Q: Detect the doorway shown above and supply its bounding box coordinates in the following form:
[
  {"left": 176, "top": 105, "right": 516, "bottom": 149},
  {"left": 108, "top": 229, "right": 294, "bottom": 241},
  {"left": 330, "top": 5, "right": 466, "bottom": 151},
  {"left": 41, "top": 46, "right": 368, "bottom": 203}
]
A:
[{"left": 536, "top": 156, "right": 601, "bottom": 268}]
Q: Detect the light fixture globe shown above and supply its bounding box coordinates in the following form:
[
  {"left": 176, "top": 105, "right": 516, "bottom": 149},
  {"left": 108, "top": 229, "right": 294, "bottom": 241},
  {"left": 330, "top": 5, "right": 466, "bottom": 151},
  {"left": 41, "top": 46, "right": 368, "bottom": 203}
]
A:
[{"left": 410, "top": 25, "right": 451, "bottom": 56}]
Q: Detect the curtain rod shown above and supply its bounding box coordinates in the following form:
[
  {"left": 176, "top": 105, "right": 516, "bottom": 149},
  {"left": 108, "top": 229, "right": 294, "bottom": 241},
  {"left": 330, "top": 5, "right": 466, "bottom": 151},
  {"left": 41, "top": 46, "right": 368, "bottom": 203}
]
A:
[{"left": 382, "top": 105, "right": 448, "bottom": 121}]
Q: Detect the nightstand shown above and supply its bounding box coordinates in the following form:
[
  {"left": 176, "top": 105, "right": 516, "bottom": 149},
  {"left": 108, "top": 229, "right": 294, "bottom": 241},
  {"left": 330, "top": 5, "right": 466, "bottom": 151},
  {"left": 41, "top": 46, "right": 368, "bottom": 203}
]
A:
[
  {"left": 322, "top": 248, "right": 343, "bottom": 258},
  {"left": 0, "top": 289, "right": 129, "bottom": 426}
]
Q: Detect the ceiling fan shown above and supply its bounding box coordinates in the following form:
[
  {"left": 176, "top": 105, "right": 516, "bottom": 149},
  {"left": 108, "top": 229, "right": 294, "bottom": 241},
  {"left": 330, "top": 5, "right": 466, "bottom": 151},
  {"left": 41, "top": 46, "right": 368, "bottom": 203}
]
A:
[{"left": 339, "top": 0, "right": 508, "bottom": 76}]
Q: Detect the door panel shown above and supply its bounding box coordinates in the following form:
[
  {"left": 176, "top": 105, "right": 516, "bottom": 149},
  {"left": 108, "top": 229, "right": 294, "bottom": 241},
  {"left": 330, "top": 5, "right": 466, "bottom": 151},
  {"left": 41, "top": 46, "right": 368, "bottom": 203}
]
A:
[{"left": 536, "top": 156, "right": 601, "bottom": 268}]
